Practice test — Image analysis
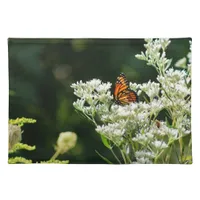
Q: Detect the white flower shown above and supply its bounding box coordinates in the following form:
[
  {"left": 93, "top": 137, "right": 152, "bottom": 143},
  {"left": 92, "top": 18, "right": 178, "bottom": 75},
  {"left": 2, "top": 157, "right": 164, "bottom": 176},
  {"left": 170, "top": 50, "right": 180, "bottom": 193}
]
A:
[
  {"left": 160, "top": 38, "right": 171, "bottom": 50},
  {"left": 176, "top": 116, "right": 191, "bottom": 136},
  {"left": 86, "top": 79, "right": 102, "bottom": 89},
  {"left": 136, "top": 38, "right": 171, "bottom": 72},
  {"left": 187, "top": 40, "right": 192, "bottom": 64},
  {"left": 168, "top": 128, "right": 178, "bottom": 139},
  {"left": 163, "top": 68, "right": 187, "bottom": 82},
  {"left": 129, "top": 82, "right": 140, "bottom": 91},
  {"left": 56, "top": 132, "right": 77, "bottom": 154},
  {"left": 73, "top": 99, "right": 85, "bottom": 111},
  {"left": 95, "top": 82, "right": 112, "bottom": 94},
  {"left": 139, "top": 81, "right": 160, "bottom": 100},
  {"left": 152, "top": 140, "right": 168, "bottom": 149},
  {"left": 153, "top": 122, "right": 178, "bottom": 140},
  {"left": 150, "top": 99, "right": 164, "bottom": 115},
  {"left": 135, "top": 157, "right": 153, "bottom": 164},
  {"left": 135, "top": 150, "right": 155, "bottom": 159},
  {"left": 146, "top": 132, "right": 154, "bottom": 139},
  {"left": 96, "top": 122, "right": 125, "bottom": 137},
  {"left": 82, "top": 106, "right": 95, "bottom": 116},
  {"left": 71, "top": 79, "right": 113, "bottom": 106},
  {"left": 132, "top": 134, "right": 148, "bottom": 144}
]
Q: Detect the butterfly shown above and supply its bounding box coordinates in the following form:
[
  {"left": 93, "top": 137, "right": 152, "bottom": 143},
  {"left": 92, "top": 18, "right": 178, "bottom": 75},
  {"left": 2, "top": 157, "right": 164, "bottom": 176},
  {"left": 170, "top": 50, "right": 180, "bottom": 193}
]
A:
[{"left": 113, "top": 73, "right": 138, "bottom": 105}]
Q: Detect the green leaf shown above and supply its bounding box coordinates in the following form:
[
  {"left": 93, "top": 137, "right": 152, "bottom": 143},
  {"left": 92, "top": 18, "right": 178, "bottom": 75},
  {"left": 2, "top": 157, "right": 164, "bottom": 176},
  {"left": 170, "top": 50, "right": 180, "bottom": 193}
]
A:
[
  {"left": 100, "top": 135, "right": 111, "bottom": 149},
  {"left": 165, "top": 58, "right": 172, "bottom": 71},
  {"left": 182, "top": 155, "right": 192, "bottom": 164},
  {"left": 174, "top": 57, "right": 187, "bottom": 69},
  {"left": 95, "top": 150, "right": 113, "bottom": 164}
]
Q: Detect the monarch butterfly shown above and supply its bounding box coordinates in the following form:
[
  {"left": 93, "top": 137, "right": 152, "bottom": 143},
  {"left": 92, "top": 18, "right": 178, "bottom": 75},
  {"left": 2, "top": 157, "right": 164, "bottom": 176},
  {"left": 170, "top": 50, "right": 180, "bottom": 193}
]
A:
[{"left": 113, "top": 73, "right": 138, "bottom": 105}]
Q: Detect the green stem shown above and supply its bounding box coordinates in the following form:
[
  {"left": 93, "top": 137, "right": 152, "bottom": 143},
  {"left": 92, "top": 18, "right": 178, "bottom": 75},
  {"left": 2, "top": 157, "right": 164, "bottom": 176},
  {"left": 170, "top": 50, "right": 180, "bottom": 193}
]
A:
[
  {"left": 165, "top": 145, "right": 172, "bottom": 163},
  {"left": 110, "top": 148, "right": 121, "bottom": 164},
  {"left": 120, "top": 150, "right": 127, "bottom": 164},
  {"left": 51, "top": 149, "right": 61, "bottom": 160},
  {"left": 179, "top": 136, "right": 183, "bottom": 163},
  {"left": 161, "top": 86, "right": 174, "bottom": 104},
  {"left": 125, "top": 152, "right": 132, "bottom": 164},
  {"left": 154, "top": 149, "right": 164, "bottom": 164}
]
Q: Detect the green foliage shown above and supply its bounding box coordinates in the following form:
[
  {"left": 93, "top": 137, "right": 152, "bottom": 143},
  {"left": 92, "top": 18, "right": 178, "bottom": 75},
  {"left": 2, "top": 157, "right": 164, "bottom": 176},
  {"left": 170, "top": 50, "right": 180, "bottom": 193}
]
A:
[
  {"left": 95, "top": 150, "right": 113, "bottom": 164},
  {"left": 8, "top": 157, "right": 32, "bottom": 164},
  {"left": 8, "top": 117, "right": 77, "bottom": 164},
  {"left": 40, "top": 160, "right": 69, "bottom": 164},
  {"left": 9, "top": 117, "right": 37, "bottom": 127},
  {"left": 100, "top": 135, "right": 112, "bottom": 149},
  {"left": 9, "top": 143, "right": 36, "bottom": 154}
]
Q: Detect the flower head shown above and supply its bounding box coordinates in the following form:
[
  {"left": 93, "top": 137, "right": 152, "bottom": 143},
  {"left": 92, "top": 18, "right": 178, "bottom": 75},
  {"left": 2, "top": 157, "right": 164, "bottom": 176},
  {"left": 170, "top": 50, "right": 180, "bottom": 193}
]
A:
[
  {"left": 56, "top": 132, "right": 77, "bottom": 154},
  {"left": 9, "top": 124, "right": 22, "bottom": 150},
  {"left": 72, "top": 38, "right": 191, "bottom": 164}
]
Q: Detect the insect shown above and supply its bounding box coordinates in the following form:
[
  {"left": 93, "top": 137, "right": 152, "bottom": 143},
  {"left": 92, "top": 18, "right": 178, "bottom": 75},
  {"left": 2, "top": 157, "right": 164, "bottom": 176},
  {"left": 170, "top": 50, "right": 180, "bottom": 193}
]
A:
[
  {"left": 155, "top": 120, "right": 161, "bottom": 128},
  {"left": 113, "top": 73, "right": 138, "bottom": 105}
]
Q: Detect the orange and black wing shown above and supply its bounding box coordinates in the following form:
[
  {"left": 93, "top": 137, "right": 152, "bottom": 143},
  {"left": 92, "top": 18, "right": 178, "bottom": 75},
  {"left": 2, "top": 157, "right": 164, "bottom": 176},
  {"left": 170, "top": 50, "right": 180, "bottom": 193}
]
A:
[
  {"left": 114, "top": 73, "right": 129, "bottom": 101},
  {"left": 116, "top": 88, "right": 138, "bottom": 105},
  {"left": 113, "top": 73, "right": 138, "bottom": 105}
]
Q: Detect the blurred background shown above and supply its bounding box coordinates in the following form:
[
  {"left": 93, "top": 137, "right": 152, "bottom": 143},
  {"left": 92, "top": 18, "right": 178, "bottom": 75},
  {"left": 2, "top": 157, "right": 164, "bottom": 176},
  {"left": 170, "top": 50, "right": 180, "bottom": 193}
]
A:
[{"left": 8, "top": 38, "right": 190, "bottom": 163}]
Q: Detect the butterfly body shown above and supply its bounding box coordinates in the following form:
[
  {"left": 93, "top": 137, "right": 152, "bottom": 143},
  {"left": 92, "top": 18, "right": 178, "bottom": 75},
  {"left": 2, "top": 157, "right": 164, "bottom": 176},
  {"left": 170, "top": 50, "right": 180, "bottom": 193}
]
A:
[{"left": 113, "top": 73, "right": 138, "bottom": 105}]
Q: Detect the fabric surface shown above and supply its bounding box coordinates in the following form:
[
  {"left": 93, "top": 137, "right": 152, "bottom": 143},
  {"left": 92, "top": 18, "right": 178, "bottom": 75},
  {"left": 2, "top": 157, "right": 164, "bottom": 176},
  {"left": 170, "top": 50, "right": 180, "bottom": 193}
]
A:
[{"left": 8, "top": 38, "right": 192, "bottom": 164}]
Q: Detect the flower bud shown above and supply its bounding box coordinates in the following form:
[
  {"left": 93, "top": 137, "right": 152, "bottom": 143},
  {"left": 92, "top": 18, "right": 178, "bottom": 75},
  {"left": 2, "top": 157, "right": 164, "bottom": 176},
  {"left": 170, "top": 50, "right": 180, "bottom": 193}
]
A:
[
  {"left": 56, "top": 132, "right": 77, "bottom": 154},
  {"left": 9, "top": 124, "right": 22, "bottom": 150}
]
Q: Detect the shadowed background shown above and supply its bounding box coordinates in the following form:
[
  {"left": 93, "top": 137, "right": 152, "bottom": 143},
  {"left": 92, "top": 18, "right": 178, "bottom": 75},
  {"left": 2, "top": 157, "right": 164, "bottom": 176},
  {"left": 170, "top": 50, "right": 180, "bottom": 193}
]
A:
[{"left": 8, "top": 38, "right": 190, "bottom": 163}]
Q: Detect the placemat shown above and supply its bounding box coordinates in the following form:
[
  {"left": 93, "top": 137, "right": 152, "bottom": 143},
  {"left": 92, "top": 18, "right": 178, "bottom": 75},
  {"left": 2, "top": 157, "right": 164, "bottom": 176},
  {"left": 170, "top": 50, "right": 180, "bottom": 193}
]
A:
[{"left": 8, "top": 38, "right": 192, "bottom": 164}]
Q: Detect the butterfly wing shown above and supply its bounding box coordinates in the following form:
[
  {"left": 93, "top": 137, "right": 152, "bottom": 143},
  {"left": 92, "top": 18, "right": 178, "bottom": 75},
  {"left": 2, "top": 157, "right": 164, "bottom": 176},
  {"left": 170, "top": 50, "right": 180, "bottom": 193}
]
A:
[
  {"left": 114, "top": 73, "right": 138, "bottom": 105},
  {"left": 117, "top": 88, "right": 138, "bottom": 105},
  {"left": 114, "top": 73, "right": 129, "bottom": 101}
]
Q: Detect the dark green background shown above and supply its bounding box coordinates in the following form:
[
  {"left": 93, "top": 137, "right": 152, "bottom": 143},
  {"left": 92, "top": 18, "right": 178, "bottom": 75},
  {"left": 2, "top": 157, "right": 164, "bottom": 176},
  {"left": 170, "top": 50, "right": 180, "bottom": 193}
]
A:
[{"left": 8, "top": 38, "right": 190, "bottom": 163}]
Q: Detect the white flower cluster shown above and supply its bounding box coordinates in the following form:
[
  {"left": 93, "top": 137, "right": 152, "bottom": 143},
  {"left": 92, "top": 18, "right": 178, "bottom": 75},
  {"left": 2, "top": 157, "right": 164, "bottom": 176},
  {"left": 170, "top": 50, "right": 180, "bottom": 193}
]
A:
[
  {"left": 135, "top": 38, "right": 172, "bottom": 74},
  {"left": 71, "top": 79, "right": 113, "bottom": 121},
  {"left": 71, "top": 79, "right": 112, "bottom": 106},
  {"left": 71, "top": 38, "right": 191, "bottom": 164},
  {"left": 157, "top": 68, "right": 191, "bottom": 119}
]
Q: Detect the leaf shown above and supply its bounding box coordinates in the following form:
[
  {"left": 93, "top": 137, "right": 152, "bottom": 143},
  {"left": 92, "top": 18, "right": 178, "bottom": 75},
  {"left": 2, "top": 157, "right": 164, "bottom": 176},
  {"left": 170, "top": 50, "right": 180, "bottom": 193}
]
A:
[
  {"left": 174, "top": 57, "right": 186, "bottom": 69},
  {"left": 182, "top": 155, "right": 192, "bottom": 164},
  {"left": 95, "top": 150, "right": 113, "bottom": 164},
  {"left": 165, "top": 58, "right": 173, "bottom": 70},
  {"left": 100, "top": 135, "right": 112, "bottom": 149}
]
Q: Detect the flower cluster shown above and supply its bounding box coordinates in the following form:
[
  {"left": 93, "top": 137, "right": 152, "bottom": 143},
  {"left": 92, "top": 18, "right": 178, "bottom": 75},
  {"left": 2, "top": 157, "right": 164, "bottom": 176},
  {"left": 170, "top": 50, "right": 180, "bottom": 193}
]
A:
[
  {"left": 71, "top": 38, "right": 192, "bottom": 164},
  {"left": 8, "top": 117, "right": 77, "bottom": 164},
  {"left": 55, "top": 132, "right": 77, "bottom": 154},
  {"left": 9, "top": 124, "right": 22, "bottom": 150},
  {"left": 135, "top": 38, "right": 172, "bottom": 75}
]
